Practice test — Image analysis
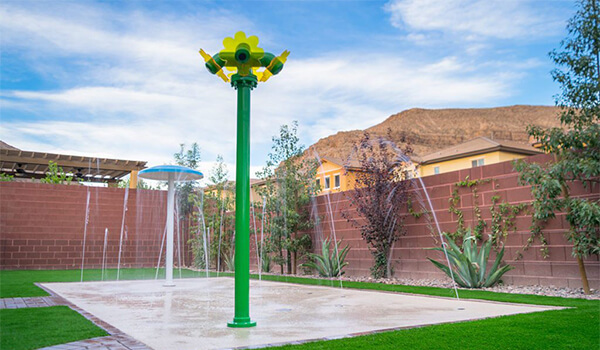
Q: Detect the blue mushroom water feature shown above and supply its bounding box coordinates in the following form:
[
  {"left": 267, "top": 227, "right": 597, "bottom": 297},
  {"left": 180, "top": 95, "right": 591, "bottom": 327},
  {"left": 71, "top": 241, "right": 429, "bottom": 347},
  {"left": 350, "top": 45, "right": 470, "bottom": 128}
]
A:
[{"left": 138, "top": 165, "right": 203, "bottom": 286}]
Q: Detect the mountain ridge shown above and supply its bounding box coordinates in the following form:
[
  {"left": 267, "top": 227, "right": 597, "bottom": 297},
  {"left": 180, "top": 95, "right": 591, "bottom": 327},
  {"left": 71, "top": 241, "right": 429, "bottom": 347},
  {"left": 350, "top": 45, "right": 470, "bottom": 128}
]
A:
[{"left": 306, "top": 105, "right": 561, "bottom": 162}]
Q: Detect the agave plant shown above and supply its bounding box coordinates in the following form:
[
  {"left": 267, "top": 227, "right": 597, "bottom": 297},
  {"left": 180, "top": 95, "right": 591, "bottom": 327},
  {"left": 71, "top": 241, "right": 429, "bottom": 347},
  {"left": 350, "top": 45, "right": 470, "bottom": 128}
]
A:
[
  {"left": 301, "top": 239, "right": 350, "bottom": 277},
  {"left": 428, "top": 229, "right": 514, "bottom": 288},
  {"left": 224, "top": 251, "right": 235, "bottom": 272},
  {"left": 261, "top": 252, "right": 271, "bottom": 273}
]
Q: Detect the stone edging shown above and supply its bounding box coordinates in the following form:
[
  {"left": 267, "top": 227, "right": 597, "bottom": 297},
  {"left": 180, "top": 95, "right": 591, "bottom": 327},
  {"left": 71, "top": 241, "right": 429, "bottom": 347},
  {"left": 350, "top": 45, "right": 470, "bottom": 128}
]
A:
[{"left": 33, "top": 283, "right": 152, "bottom": 350}]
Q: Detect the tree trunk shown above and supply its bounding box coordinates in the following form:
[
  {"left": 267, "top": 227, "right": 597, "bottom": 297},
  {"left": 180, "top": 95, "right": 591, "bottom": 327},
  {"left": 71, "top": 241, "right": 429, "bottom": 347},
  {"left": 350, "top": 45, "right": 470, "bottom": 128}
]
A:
[
  {"left": 292, "top": 251, "right": 297, "bottom": 275},
  {"left": 556, "top": 155, "right": 591, "bottom": 295},
  {"left": 287, "top": 250, "right": 292, "bottom": 274},
  {"left": 279, "top": 248, "right": 284, "bottom": 274},
  {"left": 187, "top": 214, "right": 192, "bottom": 266},
  {"left": 577, "top": 255, "right": 591, "bottom": 294}
]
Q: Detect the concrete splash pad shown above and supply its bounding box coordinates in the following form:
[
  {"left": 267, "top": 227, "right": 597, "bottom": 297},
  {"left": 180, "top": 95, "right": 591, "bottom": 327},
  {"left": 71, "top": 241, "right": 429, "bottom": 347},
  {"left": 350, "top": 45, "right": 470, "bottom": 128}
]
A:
[{"left": 42, "top": 278, "right": 559, "bottom": 350}]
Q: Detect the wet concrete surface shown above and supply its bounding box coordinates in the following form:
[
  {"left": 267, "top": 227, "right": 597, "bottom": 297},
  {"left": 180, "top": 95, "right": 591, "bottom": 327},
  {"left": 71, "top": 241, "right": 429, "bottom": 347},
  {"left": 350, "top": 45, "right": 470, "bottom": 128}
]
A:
[{"left": 42, "top": 278, "right": 560, "bottom": 350}]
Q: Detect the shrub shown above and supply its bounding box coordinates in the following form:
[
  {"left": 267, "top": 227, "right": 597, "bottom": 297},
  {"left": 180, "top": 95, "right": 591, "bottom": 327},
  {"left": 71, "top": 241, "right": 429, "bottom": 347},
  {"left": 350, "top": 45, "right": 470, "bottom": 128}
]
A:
[{"left": 344, "top": 131, "right": 413, "bottom": 278}]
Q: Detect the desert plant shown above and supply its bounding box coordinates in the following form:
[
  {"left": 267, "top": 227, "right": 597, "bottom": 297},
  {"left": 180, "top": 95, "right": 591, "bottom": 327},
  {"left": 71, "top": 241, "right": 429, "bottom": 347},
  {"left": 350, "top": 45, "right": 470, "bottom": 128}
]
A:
[
  {"left": 261, "top": 252, "right": 271, "bottom": 273},
  {"left": 224, "top": 250, "right": 235, "bottom": 272},
  {"left": 301, "top": 239, "right": 350, "bottom": 277},
  {"left": 428, "top": 229, "right": 514, "bottom": 288}
]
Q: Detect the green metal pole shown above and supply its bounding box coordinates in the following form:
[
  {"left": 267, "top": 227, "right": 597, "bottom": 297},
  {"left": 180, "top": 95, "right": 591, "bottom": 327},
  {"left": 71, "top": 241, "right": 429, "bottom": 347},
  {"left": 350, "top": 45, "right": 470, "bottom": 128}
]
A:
[{"left": 228, "top": 73, "right": 257, "bottom": 328}]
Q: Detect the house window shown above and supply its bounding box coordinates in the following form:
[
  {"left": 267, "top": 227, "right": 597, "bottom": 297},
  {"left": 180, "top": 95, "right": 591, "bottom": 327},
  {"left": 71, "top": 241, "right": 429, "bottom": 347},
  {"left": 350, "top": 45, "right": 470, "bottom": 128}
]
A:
[
  {"left": 324, "top": 176, "right": 331, "bottom": 190},
  {"left": 434, "top": 166, "right": 440, "bottom": 175},
  {"left": 471, "top": 159, "right": 485, "bottom": 167},
  {"left": 315, "top": 178, "right": 320, "bottom": 189},
  {"left": 334, "top": 174, "right": 340, "bottom": 188}
]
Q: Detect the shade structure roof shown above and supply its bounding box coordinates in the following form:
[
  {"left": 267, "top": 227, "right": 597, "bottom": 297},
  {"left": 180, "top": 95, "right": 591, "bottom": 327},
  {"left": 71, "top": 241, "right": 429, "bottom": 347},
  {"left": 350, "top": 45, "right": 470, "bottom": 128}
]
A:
[
  {"left": 138, "top": 165, "right": 203, "bottom": 182},
  {"left": 0, "top": 141, "right": 147, "bottom": 182}
]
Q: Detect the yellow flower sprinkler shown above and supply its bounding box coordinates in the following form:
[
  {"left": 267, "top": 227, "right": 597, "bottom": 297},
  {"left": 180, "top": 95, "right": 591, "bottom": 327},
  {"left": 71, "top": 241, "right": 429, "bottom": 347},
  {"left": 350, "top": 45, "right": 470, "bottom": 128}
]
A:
[{"left": 200, "top": 31, "right": 289, "bottom": 83}]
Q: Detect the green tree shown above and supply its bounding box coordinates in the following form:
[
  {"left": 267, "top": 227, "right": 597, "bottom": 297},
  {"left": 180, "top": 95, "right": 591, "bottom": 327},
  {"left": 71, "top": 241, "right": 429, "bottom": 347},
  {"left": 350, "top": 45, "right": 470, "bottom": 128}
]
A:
[
  {"left": 209, "top": 155, "right": 230, "bottom": 188},
  {"left": 173, "top": 142, "right": 202, "bottom": 218},
  {"left": 207, "top": 155, "right": 235, "bottom": 271},
  {"left": 515, "top": 0, "right": 599, "bottom": 294},
  {"left": 0, "top": 173, "right": 14, "bottom": 182},
  {"left": 256, "top": 122, "right": 318, "bottom": 274},
  {"left": 189, "top": 155, "right": 235, "bottom": 271},
  {"left": 174, "top": 142, "right": 202, "bottom": 170},
  {"left": 41, "top": 161, "right": 73, "bottom": 184}
]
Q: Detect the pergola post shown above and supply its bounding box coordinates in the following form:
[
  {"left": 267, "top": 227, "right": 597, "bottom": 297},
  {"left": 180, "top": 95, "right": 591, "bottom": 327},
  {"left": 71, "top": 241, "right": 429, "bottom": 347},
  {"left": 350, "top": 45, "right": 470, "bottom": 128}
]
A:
[{"left": 129, "top": 170, "right": 139, "bottom": 189}]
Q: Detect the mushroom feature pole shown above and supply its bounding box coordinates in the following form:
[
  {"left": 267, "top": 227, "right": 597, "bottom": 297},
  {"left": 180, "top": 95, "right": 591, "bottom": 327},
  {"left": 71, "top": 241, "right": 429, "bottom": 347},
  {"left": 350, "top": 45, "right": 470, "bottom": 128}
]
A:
[
  {"left": 200, "top": 31, "right": 288, "bottom": 328},
  {"left": 165, "top": 173, "right": 175, "bottom": 286},
  {"left": 138, "top": 165, "right": 203, "bottom": 287}
]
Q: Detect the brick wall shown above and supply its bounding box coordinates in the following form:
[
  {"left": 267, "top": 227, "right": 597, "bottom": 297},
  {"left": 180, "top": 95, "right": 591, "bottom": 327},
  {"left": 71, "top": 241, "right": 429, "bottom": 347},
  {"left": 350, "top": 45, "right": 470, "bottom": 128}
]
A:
[
  {"left": 286, "top": 154, "right": 598, "bottom": 289},
  {"left": 2, "top": 153, "right": 599, "bottom": 289},
  {"left": 0, "top": 183, "right": 175, "bottom": 270}
]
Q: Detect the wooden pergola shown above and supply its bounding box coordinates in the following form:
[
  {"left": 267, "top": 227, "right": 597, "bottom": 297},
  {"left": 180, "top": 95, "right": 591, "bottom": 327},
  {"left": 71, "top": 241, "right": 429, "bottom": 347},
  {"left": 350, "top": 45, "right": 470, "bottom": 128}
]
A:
[{"left": 0, "top": 141, "right": 147, "bottom": 186}]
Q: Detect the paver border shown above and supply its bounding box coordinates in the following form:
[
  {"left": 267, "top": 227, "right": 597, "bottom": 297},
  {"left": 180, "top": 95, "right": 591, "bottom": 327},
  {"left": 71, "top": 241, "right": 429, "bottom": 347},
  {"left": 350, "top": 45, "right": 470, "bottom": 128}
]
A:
[{"left": 33, "top": 282, "right": 152, "bottom": 350}]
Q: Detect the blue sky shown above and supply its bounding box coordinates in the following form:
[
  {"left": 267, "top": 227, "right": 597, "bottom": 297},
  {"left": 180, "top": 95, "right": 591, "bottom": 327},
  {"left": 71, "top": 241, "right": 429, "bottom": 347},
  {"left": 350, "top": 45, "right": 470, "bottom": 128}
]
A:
[{"left": 0, "top": 0, "right": 575, "bottom": 181}]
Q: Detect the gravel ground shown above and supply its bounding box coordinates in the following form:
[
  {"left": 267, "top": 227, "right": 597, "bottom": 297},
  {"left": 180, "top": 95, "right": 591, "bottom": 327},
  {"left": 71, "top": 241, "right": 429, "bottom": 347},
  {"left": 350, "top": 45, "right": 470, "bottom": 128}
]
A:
[
  {"left": 323, "top": 275, "right": 600, "bottom": 300},
  {"left": 194, "top": 268, "right": 599, "bottom": 300}
]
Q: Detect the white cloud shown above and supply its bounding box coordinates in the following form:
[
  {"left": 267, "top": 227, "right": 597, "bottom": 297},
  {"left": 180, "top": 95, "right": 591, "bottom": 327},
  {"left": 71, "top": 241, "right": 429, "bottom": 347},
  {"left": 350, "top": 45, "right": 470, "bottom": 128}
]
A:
[
  {"left": 0, "top": 3, "right": 243, "bottom": 64},
  {"left": 385, "top": 0, "right": 564, "bottom": 40},
  {"left": 1, "top": 1, "right": 541, "bottom": 179}
]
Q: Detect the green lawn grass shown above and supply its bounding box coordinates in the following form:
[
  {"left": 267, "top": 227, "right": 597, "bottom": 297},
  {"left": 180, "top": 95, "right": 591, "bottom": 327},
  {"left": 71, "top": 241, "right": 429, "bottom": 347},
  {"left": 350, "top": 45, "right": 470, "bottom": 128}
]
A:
[
  {"left": 253, "top": 274, "right": 599, "bottom": 350},
  {"left": 0, "top": 268, "right": 207, "bottom": 350},
  {"left": 0, "top": 267, "right": 207, "bottom": 298},
  {"left": 0, "top": 306, "right": 108, "bottom": 350},
  {"left": 269, "top": 306, "right": 598, "bottom": 350}
]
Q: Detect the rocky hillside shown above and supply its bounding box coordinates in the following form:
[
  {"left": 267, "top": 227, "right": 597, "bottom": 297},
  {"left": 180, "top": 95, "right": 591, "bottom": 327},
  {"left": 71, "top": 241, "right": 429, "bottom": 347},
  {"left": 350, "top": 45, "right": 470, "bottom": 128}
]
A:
[{"left": 306, "top": 105, "right": 562, "bottom": 161}]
